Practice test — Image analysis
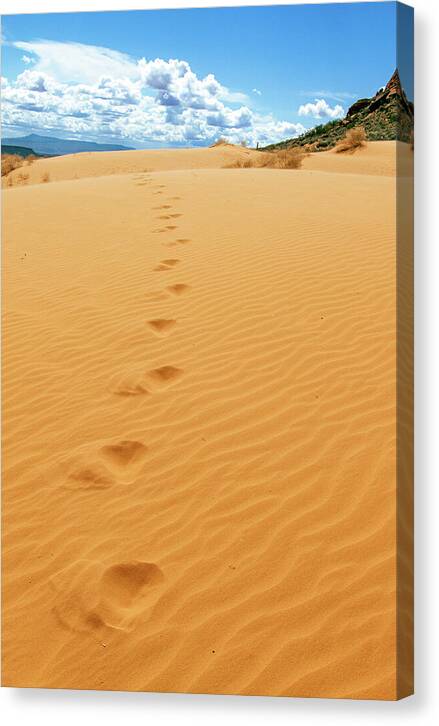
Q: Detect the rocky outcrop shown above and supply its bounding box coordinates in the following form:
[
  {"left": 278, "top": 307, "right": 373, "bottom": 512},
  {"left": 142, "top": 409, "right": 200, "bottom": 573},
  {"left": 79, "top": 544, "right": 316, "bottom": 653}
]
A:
[{"left": 263, "top": 69, "right": 414, "bottom": 152}]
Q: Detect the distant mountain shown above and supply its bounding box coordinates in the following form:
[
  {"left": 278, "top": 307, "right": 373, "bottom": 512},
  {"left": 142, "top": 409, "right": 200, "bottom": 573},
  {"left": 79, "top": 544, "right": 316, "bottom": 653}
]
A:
[
  {"left": 1, "top": 144, "right": 50, "bottom": 159},
  {"left": 1, "top": 134, "right": 134, "bottom": 156},
  {"left": 263, "top": 69, "right": 414, "bottom": 152}
]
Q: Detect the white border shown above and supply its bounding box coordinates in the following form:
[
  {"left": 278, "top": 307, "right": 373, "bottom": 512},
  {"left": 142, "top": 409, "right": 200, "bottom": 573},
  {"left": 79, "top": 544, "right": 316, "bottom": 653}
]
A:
[
  {"left": 1, "top": 1, "right": 438, "bottom": 724},
  {"left": 0, "top": 0, "right": 423, "bottom": 15}
]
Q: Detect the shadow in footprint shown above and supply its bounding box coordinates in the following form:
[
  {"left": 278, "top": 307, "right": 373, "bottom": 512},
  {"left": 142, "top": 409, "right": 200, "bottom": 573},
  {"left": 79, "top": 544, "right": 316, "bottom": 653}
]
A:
[
  {"left": 110, "top": 374, "right": 151, "bottom": 397},
  {"left": 100, "top": 440, "right": 148, "bottom": 471},
  {"left": 148, "top": 319, "right": 176, "bottom": 335},
  {"left": 167, "top": 283, "right": 190, "bottom": 296},
  {"left": 101, "top": 562, "right": 163, "bottom": 610},
  {"left": 154, "top": 259, "right": 180, "bottom": 271},
  {"left": 148, "top": 365, "right": 184, "bottom": 386},
  {"left": 64, "top": 463, "right": 113, "bottom": 491},
  {"left": 51, "top": 559, "right": 164, "bottom": 634}
]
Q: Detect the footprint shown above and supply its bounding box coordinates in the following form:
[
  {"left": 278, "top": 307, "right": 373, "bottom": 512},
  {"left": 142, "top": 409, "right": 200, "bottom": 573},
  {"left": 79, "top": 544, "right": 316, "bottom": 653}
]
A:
[
  {"left": 109, "top": 374, "right": 151, "bottom": 397},
  {"left": 51, "top": 559, "right": 164, "bottom": 634},
  {"left": 147, "top": 365, "right": 184, "bottom": 386},
  {"left": 169, "top": 196, "right": 181, "bottom": 200},
  {"left": 154, "top": 259, "right": 180, "bottom": 271},
  {"left": 110, "top": 365, "right": 182, "bottom": 397},
  {"left": 64, "top": 463, "right": 113, "bottom": 491},
  {"left": 153, "top": 205, "right": 171, "bottom": 210},
  {"left": 147, "top": 319, "right": 176, "bottom": 335},
  {"left": 167, "top": 283, "right": 190, "bottom": 296},
  {"left": 60, "top": 439, "right": 147, "bottom": 491},
  {"left": 153, "top": 225, "right": 177, "bottom": 233},
  {"left": 100, "top": 440, "right": 148, "bottom": 472},
  {"left": 101, "top": 562, "right": 163, "bottom": 611},
  {"left": 169, "top": 214, "right": 182, "bottom": 219},
  {"left": 176, "top": 238, "right": 191, "bottom": 245},
  {"left": 113, "top": 382, "right": 150, "bottom": 397}
]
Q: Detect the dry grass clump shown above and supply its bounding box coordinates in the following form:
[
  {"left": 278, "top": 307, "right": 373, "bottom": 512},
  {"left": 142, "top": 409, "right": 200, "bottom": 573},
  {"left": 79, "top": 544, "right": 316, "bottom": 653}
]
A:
[
  {"left": 225, "top": 147, "right": 306, "bottom": 170},
  {"left": 1, "top": 153, "right": 24, "bottom": 177},
  {"left": 2, "top": 153, "right": 42, "bottom": 184},
  {"left": 226, "top": 156, "right": 254, "bottom": 168},
  {"left": 335, "top": 126, "right": 367, "bottom": 153},
  {"left": 41, "top": 172, "right": 50, "bottom": 183},
  {"left": 263, "top": 147, "right": 306, "bottom": 169},
  {"left": 16, "top": 171, "right": 30, "bottom": 185}
]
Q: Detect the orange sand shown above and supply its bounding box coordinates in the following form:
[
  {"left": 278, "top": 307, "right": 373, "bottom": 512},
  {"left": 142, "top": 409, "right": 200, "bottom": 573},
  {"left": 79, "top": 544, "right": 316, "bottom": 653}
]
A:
[{"left": 2, "top": 141, "right": 412, "bottom": 698}]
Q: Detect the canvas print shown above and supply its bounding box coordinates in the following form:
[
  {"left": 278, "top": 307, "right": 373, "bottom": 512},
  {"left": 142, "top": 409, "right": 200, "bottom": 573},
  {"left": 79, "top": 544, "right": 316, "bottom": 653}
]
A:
[{"left": 1, "top": 2, "right": 413, "bottom": 699}]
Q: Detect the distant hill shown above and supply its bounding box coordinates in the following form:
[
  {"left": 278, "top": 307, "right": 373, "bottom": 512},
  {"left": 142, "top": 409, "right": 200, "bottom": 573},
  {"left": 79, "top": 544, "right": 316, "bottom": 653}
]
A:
[
  {"left": 263, "top": 69, "right": 414, "bottom": 152},
  {"left": 1, "top": 144, "right": 50, "bottom": 159},
  {"left": 1, "top": 134, "right": 134, "bottom": 157}
]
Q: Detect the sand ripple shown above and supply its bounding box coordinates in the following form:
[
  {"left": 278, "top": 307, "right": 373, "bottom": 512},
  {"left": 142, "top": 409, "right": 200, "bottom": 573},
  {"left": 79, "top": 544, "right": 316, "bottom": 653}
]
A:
[{"left": 2, "top": 142, "right": 412, "bottom": 698}]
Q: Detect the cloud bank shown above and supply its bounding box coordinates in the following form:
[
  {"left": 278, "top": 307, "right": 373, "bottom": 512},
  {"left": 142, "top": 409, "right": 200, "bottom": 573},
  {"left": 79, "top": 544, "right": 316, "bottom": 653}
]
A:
[{"left": 2, "top": 40, "right": 305, "bottom": 147}]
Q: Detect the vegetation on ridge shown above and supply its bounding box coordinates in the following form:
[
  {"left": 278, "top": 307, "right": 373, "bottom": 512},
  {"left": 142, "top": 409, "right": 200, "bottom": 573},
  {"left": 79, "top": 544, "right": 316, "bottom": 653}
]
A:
[{"left": 262, "top": 69, "right": 414, "bottom": 152}]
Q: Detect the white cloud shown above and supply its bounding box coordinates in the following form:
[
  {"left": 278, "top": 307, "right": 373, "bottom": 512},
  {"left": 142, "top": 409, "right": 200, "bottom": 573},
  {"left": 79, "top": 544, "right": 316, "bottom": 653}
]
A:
[
  {"left": 12, "top": 40, "right": 139, "bottom": 84},
  {"left": 21, "top": 55, "right": 34, "bottom": 65},
  {"left": 3, "top": 39, "right": 304, "bottom": 148},
  {"left": 16, "top": 69, "right": 60, "bottom": 93},
  {"left": 221, "top": 89, "right": 249, "bottom": 104},
  {"left": 140, "top": 58, "right": 247, "bottom": 110},
  {"left": 252, "top": 88, "right": 262, "bottom": 96},
  {"left": 138, "top": 57, "right": 188, "bottom": 91},
  {"left": 298, "top": 98, "right": 345, "bottom": 120},
  {"left": 206, "top": 105, "right": 252, "bottom": 129}
]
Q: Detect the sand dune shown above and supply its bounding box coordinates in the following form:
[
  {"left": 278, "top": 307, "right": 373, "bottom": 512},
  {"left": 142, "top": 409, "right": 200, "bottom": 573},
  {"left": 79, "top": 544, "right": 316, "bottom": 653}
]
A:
[
  {"left": 5, "top": 140, "right": 411, "bottom": 187},
  {"left": 2, "top": 141, "right": 411, "bottom": 698}
]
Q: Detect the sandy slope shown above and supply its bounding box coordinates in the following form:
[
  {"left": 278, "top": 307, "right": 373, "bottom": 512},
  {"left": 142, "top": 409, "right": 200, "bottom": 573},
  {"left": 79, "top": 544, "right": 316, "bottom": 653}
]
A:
[
  {"left": 2, "top": 142, "right": 411, "bottom": 698},
  {"left": 5, "top": 140, "right": 411, "bottom": 186}
]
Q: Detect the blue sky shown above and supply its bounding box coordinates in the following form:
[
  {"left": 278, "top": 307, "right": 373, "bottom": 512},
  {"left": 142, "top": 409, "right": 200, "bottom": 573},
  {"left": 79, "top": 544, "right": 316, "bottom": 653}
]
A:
[{"left": 1, "top": 3, "right": 411, "bottom": 148}]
